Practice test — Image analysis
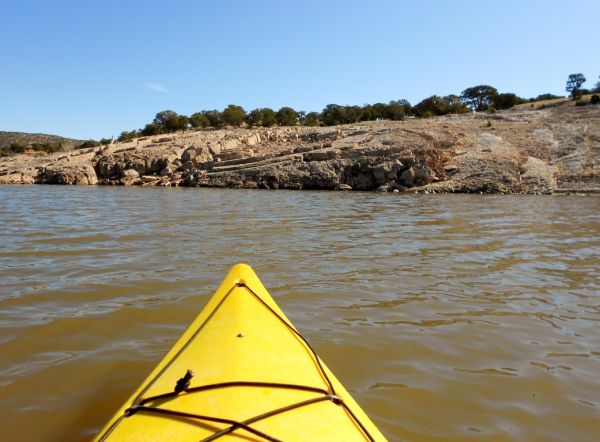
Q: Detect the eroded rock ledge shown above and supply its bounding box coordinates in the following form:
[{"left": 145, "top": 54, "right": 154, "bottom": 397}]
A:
[{"left": 1, "top": 105, "right": 599, "bottom": 194}]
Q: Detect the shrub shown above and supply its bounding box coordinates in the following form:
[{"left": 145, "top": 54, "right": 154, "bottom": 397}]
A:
[
  {"left": 532, "top": 93, "right": 564, "bottom": 101},
  {"left": 9, "top": 142, "right": 26, "bottom": 153},
  {"left": 575, "top": 98, "right": 586, "bottom": 106},
  {"left": 77, "top": 140, "right": 100, "bottom": 149},
  {"left": 590, "top": 94, "right": 600, "bottom": 104},
  {"left": 119, "top": 130, "right": 142, "bottom": 141}
]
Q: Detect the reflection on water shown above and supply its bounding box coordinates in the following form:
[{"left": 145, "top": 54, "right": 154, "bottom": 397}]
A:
[{"left": 0, "top": 186, "right": 599, "bottom": 441}]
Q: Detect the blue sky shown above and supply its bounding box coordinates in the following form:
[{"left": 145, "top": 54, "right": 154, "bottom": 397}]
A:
[{"left": 1, "top": 0, "right": 598, "bottom": 139}]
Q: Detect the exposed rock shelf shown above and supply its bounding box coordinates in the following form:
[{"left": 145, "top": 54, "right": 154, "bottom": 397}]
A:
[{"left": 1, "top": 104, "right": 599, "bottom": 194}]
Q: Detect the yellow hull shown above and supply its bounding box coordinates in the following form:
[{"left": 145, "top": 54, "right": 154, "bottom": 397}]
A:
[{"left": 95, "top": 263, "right": 387, "bottom": 441}]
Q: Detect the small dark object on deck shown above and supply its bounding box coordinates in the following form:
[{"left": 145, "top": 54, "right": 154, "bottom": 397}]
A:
[{"left": 174, "top": 369, "right": 194, "bottom": 393}]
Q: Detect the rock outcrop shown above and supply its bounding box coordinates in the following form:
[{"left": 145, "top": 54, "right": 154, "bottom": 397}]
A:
[
  {"left": 36, "top": 165, "right": 98, "bottom": 185},
  {"left": 1, "top": 103, "right": 598, "bottom": 194}
]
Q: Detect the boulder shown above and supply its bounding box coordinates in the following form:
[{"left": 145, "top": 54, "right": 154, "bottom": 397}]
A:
[
  {"left": 208, "top": 143, "right": 221, "bottom": 156},
  {"left": 181, "top": 147, "right": 198, "bottom": 163},
  {"left": 141, "top": 175, "right": 159, "bottom": 183},
  {"left": 194, "top": 148, "right": 213, "bottom": 164},
  {"left": 94, "top": 150, "right": 169, "bottom": 179},
  {"left": 221, "top": 139, "right": 239, "bottom": 150},
  {"left": 181, "top": 161, "right": 195, "bottom": 171},
  {"left": 37, "top": 165, "right": 98, "bottom": 185},
  {"left": 123, "top": 169, "right": 139, "bottom": 178},
  {"left": 244, "top": 133, "right": 261, "bottom": 146},
  {"left": 182, "top": 147, "right": 213, "bottom": 164},
  {"left": 372, "top": 160, "right": 403, "bottom": 186},
  {"left": 399, "top": 167, "right": 415, "bottom": 186},
  {"left": 160, "top": 166, "right": 172, "bottom": 176}
]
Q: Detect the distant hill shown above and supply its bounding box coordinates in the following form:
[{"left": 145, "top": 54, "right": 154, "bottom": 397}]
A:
[{"left": 0, "top": 131, "right": 82, "bottom": 151}]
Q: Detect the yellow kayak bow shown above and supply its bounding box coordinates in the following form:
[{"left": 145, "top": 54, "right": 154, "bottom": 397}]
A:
[{"left": 95, "top": 263, "right": 387, "bottom": 441}]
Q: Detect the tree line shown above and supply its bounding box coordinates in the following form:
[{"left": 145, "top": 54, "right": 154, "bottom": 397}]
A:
[
  {"left": 115, "top": 84, "right": 531, "bottom": 142},
  {"left": 4, "top": 75, "right": 598, "bottom": 155},
  {"left": 113, "top": 76, "right": 599, "bottom": 142},
  {"left": 0, "top": 141, "right": 66, "bottom": 157}
]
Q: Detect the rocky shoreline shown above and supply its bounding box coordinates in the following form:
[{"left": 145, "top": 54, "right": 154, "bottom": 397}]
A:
[{"left": 1, "top": 104, "right": 599, "bottom": 194}]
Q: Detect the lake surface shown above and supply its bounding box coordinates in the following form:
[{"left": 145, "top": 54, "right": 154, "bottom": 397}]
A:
[{"left": 0, "top": 186, "right": 599, "bottom": 441}]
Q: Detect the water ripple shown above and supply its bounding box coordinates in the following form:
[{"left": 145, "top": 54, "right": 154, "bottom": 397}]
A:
[{"left": 0, "top": 187, "right": 599, "bottom": 441}]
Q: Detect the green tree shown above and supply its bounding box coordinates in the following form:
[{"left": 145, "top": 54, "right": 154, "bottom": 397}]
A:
[
  {"left": 153, "top": 110, "right": 177, "bottom": 127},
  {"left": 444, "top": 95, "right": 469, "bottom": 114},
  {"left": 370, "top": 103, "right": 388, "bottom": 120},
  {"left": 276, "top": 107, "right": 298, "bottom": 126},
  {"left": 261, "top": 108, "right": 277, "bottom": 127},
  {"left": 141, "top": 123, "right": 163, "bottom": 136},
  {"left": 203, "top": 110, "right": 224, "bottom": 128},
  {"left": 166, "top": 115, "right": 189, "bottom": 132},
  {"left": 296, "top": 111, "right": 307, "bottom": 125},
  {"left": 152, "top": 110, "right": 188, "bottom": 133},
  {"left": 593, "top": 76, "right": 600, "bottom": 93},
  {"left": 398, "top": 99, "right": 412, "bottom": 116},
  {"left": 222, "top": 104, "right": 246, "bottom": 127},
  {"left": 303, "top": 112, "right": 321, "bottom": 126},
  {"left": 245, "top": 109, "right": 264, "bottom": 127},
  {"left": 493, "top": 93, "right": 523, "bottom": 110},
  {"left": 190, "top": 112, "right": 210, "bottom": 129},
  {"left": 321, "top": 104, "right": 346, "bottom": 125},
  {"left": 460, "top": 85, "right": 498, "bottom": 111},
  {"left": 385, "top": 101, "right": 405, "bottom": 120},
  {"left": 413, "top": 95, "right": 469, "bottom": 117},
  {"left": 360, "top": 105, "right": 373, "bottom": 121},
  {"left": 342, "top": 105, "right": 362, "bottom": 124},
  {"left": 532, "top": 93, "right": 563, "bottom": 101},
  {"left": 566, "top": 73, "right": 586, "bottom": 98}
]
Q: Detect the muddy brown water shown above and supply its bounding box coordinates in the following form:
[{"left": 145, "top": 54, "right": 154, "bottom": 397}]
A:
[{"left": 0, "top": 186, "right": 599, "bottom": 441}]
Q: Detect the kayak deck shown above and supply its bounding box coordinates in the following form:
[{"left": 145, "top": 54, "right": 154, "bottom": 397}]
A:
[{"left": 95, "top": 263, "right": 387, "bottom": 441}]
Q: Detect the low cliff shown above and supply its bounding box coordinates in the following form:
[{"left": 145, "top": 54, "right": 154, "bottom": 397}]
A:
[{"left": 1, "top": 103, "right": 598, "bottom": 194}]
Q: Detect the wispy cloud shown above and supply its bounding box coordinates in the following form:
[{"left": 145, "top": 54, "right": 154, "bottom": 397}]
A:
[{"left": 145, "top": 82, "right": 168, "bottom": 93}]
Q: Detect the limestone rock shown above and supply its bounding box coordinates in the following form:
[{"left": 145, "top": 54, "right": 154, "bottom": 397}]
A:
[
  {"left": 123, "top": 169, "right": 139, "bottom": 178},
  {"left": 0, "top": 169, "right": 37, "bottom": 184},
  {"left": 208, "top": 144, "right": 221, "bottom": 156},
  {"left": 37, "top": 165, "right": 98, "bottom": 185},
  {"left": 303, "top": 149, "right": 340, "bottom": 162},
  {"left": 141, "top": 175, "right": 159, "bottom": 183}
]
